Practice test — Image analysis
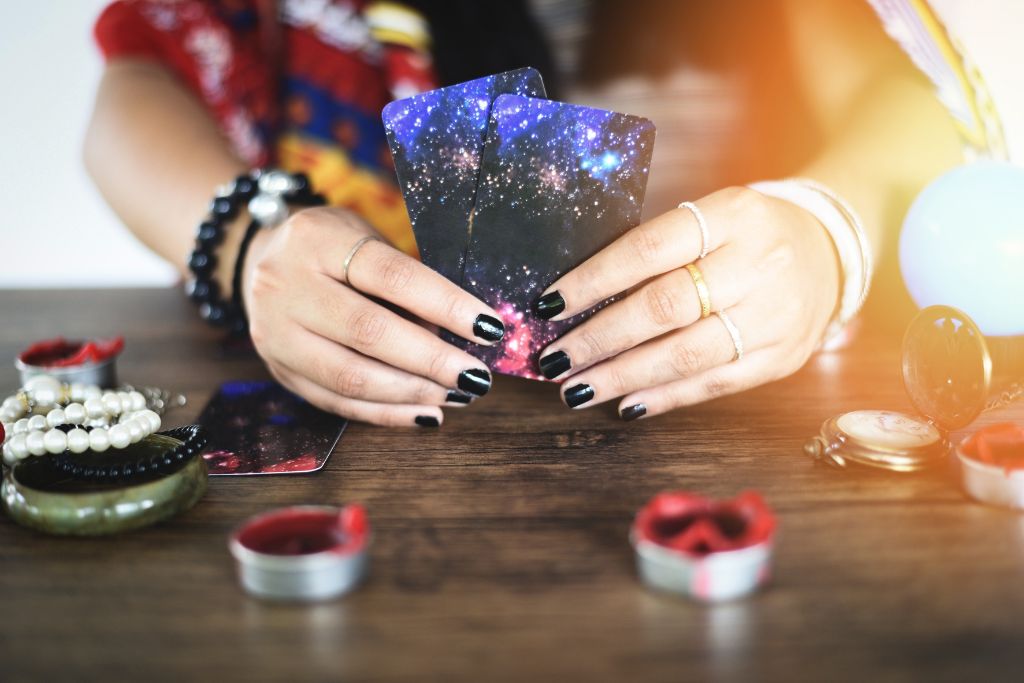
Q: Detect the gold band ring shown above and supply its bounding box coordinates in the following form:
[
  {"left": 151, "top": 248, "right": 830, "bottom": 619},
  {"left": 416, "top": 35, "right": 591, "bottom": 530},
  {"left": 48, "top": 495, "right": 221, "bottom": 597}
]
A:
[
  {"left": 341, "top": 236, "right": 381, "bottom": 285},
  {"left": 684, "top": 263, "right": 712, "bottom": 319}
]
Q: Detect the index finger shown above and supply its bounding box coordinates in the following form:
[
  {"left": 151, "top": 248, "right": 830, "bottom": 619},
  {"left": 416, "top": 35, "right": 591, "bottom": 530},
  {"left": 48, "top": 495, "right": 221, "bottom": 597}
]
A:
[
  {"left": 534, "top": 188, "right": 741, "bottom": 322},
  {"left": 327, "top": 232, "right": 507, "bottom": 346}
]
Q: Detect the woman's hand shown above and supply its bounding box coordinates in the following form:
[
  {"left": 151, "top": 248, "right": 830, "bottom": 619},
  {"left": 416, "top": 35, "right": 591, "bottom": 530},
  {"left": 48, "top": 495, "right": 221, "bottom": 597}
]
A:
[
  {"left": 534, "top": 186, "right": 840, "bottom": 419},
  {"left": 241, "top": 207, "right": 505, "bottom": 427}
]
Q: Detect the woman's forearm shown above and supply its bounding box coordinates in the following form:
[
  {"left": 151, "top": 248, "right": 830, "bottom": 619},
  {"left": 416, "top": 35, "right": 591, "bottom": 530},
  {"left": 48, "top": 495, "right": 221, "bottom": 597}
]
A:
[
  {"left": 84, "top": 59, "right": 248, "bottom": 281},
  {"left": 784, "top": 1, "right": 963, "bottom": 262},
  {"left": 799, "top": 73, "right": 963, "bottom": 264}
]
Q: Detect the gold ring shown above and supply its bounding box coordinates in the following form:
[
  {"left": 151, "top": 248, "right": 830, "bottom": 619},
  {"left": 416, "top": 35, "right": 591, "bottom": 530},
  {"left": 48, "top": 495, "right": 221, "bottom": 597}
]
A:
[
  {"left": 685, "top": 263, "right": 711, "bottom": 319},
  {"left": 341, "top": 236, "right": 381, "bottom": 285}
]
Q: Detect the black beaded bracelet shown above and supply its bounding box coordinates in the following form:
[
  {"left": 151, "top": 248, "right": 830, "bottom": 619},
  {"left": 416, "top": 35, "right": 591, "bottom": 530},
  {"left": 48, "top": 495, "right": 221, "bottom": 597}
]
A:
[
  {"left": 186, "top": 170, "right": 325, "bottom": 334},
  {"left": 45, "top": 425, "right": 208, "bottom": 484}
]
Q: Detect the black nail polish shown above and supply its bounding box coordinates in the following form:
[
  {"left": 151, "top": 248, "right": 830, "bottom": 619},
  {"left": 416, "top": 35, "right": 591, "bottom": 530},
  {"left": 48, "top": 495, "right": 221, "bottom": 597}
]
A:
[
  {"left": 458, "top": 368, "right": 492, "bottom": 396},
  {"left": 533, "top": 291, "right": 565, "bottom": 320},
  {"left": 539, "top": 350, "right": 571, "bottom": 380},
  {"left": 446, "top": 389, "right": 473, "bottom": 404},
  {"left": 564, "top": 383, "right": 594, "bottom": 408},
  {"left": 415, "top": 415, "right": 440, "bottom": 428},
  {"left": 473, "top": 314, "right": 505, "bottom": 342},
  {"left": 620, "top": 404, "right": 647, "bottom": 421}
]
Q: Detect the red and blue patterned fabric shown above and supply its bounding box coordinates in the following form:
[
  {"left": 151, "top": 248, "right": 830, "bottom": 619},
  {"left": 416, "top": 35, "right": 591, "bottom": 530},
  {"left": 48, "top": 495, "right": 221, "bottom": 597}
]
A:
[{"left": 95, "top": 0, "right": 437, "bottom": 255}]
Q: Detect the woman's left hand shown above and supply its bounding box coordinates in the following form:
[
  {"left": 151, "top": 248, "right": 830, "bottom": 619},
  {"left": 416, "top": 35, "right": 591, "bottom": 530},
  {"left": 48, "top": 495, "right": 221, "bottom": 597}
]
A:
[{"left": 534, "top": 186, "right": 841, "bottom": 419}]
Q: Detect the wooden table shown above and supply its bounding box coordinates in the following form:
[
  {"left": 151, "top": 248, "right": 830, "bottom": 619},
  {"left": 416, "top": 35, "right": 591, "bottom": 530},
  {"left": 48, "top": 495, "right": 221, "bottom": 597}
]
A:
[{"left": 1, "top": 288, "right": 1021, "bottom": 682}]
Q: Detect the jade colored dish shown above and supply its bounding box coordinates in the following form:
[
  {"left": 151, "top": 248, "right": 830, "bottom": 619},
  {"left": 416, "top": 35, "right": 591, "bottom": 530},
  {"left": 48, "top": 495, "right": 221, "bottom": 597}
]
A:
[{"left": 2, "top": 434, "right": 208, "bottom": 536}]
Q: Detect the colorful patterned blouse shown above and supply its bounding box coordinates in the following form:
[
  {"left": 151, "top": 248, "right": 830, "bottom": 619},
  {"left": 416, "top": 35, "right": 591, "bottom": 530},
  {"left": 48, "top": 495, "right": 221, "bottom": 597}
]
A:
[{"left": 94, "top": 0, "right": 439, "bottom": 256}]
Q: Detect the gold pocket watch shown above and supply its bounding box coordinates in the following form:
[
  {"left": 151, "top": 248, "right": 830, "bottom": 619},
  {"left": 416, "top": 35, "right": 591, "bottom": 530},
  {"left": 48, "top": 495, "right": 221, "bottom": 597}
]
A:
[{"left": 805, "top": 305, "right": 1020, "bottom": 472}]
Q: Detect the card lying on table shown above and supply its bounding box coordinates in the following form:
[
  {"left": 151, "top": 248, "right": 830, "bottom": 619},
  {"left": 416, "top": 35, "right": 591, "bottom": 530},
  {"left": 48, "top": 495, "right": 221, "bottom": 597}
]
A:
[
  {"left": 382, "top": 68, "right": 546, "bottom": 284},
  {"left": 460, "top": 94, "right": 656, "bottom": 379},
  {"left": 198, "top": 381, "right": 346, "bottom": 475}
]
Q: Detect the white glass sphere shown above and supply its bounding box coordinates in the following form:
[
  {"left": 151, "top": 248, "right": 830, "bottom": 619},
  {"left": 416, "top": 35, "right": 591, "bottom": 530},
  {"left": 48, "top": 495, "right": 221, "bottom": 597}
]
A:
[{"left": 900, "top": 162, "right": 1024, "bottom": 336}]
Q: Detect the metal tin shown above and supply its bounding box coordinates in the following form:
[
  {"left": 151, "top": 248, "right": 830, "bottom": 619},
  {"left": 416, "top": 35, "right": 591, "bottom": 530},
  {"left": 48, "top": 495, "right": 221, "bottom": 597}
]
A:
[
  {"left": 16, "top": 355, "right": 118, "bottom": 388},
  {"left": 632, "top": 536, "right": 774, "bottom": 602},
  {"left": 955, "top": 428, "right": 1024, "bottom": 510},
  {"left": 229, "top": 505, "right": 370, "bottom": 602},
  {"left": 15, "top": 338, "right": 122, "bottom": 388},
  {"left": 630, "top": 491, "right": 776, "bottom": 603}
]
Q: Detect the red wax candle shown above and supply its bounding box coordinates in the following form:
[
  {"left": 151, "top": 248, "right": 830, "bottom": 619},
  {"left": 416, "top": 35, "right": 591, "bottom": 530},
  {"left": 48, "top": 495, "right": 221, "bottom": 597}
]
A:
[
  {"left": 235, "top": 505, "right": 368, "bottom": 556},
  {"left": 230, "top": 505, "right": 371, "bottom": 601},
  {"left": 962, "top": 423, "right": 1024, "bottom": 470},
  {"left": 18, "top": 337, "right": 124, "bottom": 368},
  {"left": 633, "top": 491, "right": 776, "bottom": 556}
]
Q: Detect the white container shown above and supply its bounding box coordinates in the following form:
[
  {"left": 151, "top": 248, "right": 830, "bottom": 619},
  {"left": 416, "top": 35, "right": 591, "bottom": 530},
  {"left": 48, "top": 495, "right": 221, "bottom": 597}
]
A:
[{"left": 957, "top": 437, "right": 1024, "bottom": 510}]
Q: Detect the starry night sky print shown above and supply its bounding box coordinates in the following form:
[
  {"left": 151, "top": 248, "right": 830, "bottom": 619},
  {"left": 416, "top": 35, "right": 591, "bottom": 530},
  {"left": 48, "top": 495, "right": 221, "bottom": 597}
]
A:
[
  {"left": 382, "top": 69, "right": 545, "bottom": 283},
  {"left": 461, "top": 94, "right": 655, "bottom": 379}
]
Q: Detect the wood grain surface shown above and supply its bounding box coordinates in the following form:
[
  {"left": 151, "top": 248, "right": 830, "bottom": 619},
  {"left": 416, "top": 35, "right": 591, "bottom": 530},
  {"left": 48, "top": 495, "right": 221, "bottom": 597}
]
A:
[{"left": 0, "top": 288, "right": 1021, "bottom": 683}]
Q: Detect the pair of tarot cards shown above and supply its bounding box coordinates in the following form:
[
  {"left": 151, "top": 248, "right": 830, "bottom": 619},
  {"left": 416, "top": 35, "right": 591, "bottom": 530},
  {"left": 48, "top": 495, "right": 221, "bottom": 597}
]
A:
[{"left": 383, "top": 68, "right": 656, "bottom": 380}]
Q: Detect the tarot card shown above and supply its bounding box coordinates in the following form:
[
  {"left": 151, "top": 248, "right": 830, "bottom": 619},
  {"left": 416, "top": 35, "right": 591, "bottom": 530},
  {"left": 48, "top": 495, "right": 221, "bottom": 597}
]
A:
[
  {"left": 461, "top": 94, "right": 655, "bottom": 379},
  {"left": 197, "top": 381, "right": 346, "bottom": 475},
  {"left": 382, "top": 68, "right": 546, "bottom": 283}
]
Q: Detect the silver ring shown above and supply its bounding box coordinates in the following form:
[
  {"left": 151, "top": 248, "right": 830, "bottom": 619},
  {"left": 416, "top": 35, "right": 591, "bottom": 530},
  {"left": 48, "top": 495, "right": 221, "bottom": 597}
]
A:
[
  {"left": 716, "top": 311, "right": 743, "bottom": 361},
  {"left": 341, "top": 236, "right": 381, "bottom": 285},
  {"left": 678, "top": 201, "right": 710, "bottom": 259}
]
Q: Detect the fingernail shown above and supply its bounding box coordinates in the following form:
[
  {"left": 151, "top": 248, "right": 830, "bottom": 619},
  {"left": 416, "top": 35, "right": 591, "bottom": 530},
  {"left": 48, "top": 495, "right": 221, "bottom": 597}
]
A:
[
  {"left": 473, "top": 314, "right": 505, "bottom": 342},
  {"left": 415, "top": 415, "right": 440, "bottom": 427},
  {"left": 533, "top": 291, "right": 565, "bottom": 320},
  {"left": 446, "top": 389, "right": 473, "bottom": 404},
  {"left": 458, "top": 368, "right": 492, "bottom": 396},
  {"left": 620, "top": 403, "right": 647, "bottom": 421},
  {"left": 564, "top": 383, "right": 594, "bottom": 408},
  {"left": 539, "top": 350, "right": 571, "bottom": 379}
]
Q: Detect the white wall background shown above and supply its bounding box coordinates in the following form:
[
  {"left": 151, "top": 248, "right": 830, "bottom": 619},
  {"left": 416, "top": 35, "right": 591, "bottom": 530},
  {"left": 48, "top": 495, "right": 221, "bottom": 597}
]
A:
[{"left": 0, "top": 1, "right": 178, "bottom": 288}]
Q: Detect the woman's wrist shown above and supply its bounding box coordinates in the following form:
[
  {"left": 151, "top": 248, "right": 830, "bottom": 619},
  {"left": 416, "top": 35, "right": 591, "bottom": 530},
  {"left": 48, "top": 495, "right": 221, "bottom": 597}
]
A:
[
  {"left": 210, "top": 210, "right": 251, "bottom": 304},
  {"left": 746, "top": 178, "right": 872, "bottom": 348},
  {"left": 185, "top": 170, "right": 325, "bottom": 333}
]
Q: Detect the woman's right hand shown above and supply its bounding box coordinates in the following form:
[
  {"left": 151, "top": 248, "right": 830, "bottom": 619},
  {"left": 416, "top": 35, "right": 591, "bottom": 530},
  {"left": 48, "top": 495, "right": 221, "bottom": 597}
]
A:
[{"left": 240, "top": 206, "right": 505, "bottom": 427}]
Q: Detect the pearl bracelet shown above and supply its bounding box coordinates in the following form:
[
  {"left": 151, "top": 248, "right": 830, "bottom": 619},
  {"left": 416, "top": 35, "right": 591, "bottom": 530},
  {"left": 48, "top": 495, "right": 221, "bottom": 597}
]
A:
[{"left": 1, "top": 376, "right": 161, "bottom": 466}]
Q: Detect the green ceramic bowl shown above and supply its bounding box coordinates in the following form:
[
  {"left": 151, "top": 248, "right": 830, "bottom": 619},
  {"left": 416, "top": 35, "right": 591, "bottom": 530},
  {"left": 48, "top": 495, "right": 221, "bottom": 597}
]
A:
[{"left": 2, "top": 434, "right": 208, "bottom": 536}]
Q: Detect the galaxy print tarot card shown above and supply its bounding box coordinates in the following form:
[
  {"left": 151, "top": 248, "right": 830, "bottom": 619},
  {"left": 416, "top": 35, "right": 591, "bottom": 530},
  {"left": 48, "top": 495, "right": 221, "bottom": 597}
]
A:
[
  {"left": 197, "top": 381, "right": 346, "bottom": 476},
  {"left": 461, "top": 94, "right": 655, "bottom": 380},
  {"left": 382, "top": 68, "right": 547, "bottom": 283}
]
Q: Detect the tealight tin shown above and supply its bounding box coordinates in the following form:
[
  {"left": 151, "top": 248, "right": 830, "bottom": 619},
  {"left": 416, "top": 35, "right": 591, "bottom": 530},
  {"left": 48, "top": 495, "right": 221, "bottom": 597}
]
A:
[
  {"left": 955, "top": 423, "right": 1024, "bottom": 510},
  {"left": 630, "top": 491, "right": 776, "bottom": 603},
  {"left": 229, "top": 504, "right": 370, "bottom": 602},
  {"left": 16, "top": 337, "right": 124, "bottom": 388}
]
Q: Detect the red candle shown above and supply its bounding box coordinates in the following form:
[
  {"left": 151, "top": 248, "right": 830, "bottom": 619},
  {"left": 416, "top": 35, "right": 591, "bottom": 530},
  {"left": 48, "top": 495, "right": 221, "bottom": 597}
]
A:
[
  {"left": 230, "top": 504, "right": 371, "bottom": 601},
  {"left": 18, "top": 337, "right": 124, "bottom": 368},
  {"left": 632, "top": 491, "right": 776, "bottom": 556},
  {"left": 235, "top": 505, "right": 368, "bottom": 556},
  {"left": 961, "top": 423, "right": 1024, "bottom": 470}
]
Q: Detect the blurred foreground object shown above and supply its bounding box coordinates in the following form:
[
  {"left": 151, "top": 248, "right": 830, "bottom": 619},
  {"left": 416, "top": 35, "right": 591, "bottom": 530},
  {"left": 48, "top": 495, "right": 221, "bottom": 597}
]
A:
[
  {"left": 230, "top": 505, "right": 370, "bottom": 602},
  {"left": 630, "top": 491, "right": 775, "bottom": 602},
  {"left": 957, "top": 423, "right": 1024, "bottom": 510},
  {"left": 900, "top": 162, "right": 1024, "bottom": 337}
]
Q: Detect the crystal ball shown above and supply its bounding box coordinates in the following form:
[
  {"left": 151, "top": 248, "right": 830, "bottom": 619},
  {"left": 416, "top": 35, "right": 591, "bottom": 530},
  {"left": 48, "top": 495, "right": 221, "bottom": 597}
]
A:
[{"left": 900, "top": 161, "right": 1024, "bottom": 336}]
